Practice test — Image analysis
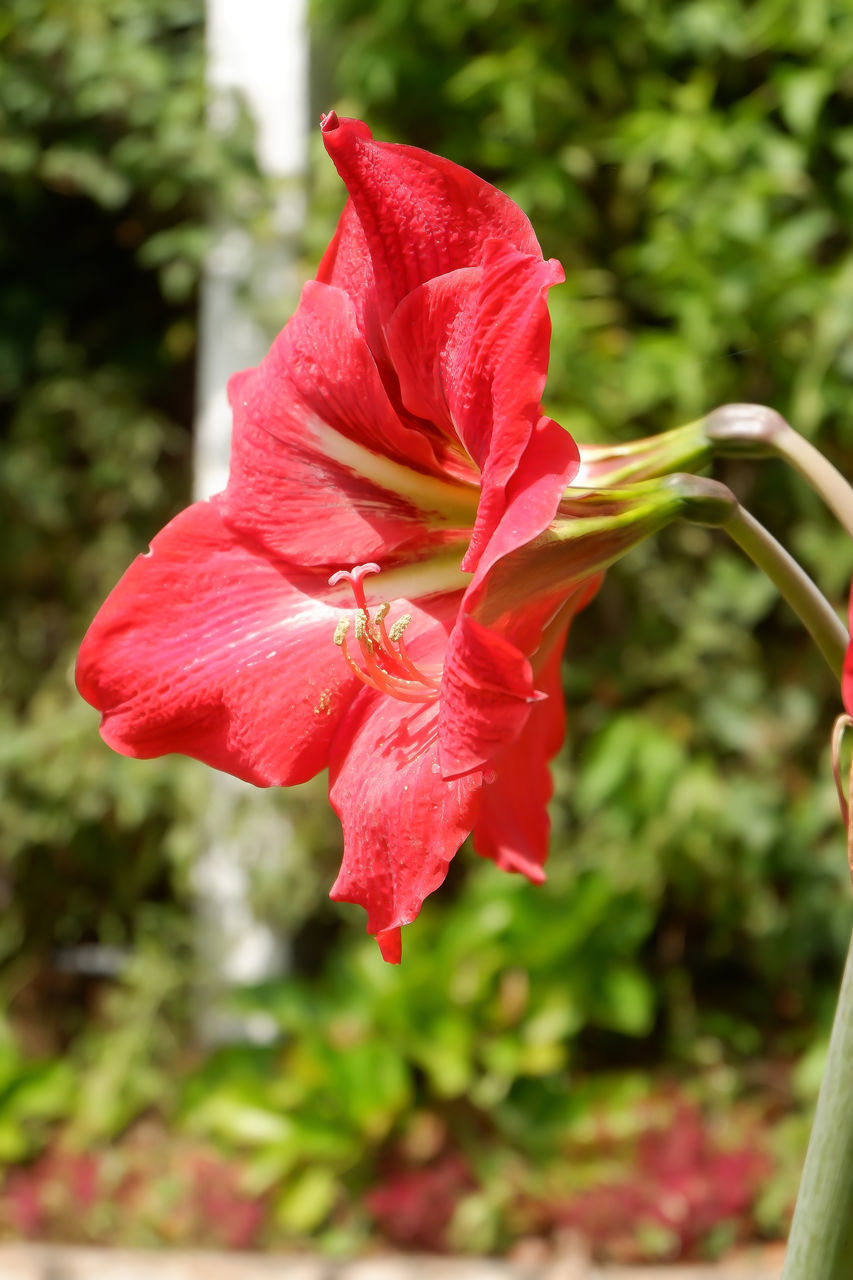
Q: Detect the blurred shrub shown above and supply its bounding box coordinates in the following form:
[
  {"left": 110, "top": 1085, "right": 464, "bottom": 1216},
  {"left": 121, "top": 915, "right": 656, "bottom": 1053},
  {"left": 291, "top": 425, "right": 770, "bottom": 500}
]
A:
[{"left": 0, "top": 0, "right": 274, "bottom": 1026}]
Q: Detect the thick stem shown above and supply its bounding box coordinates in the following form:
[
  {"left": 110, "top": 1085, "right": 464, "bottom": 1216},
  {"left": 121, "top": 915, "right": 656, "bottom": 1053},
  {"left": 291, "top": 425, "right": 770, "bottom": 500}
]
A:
[
  {"left": 781, "top": 922, "right": 853, "bottom": 1280},
  {"left": 663, "top": 477, "right": 848, "bottom": 678},
  {"left": 706, "top": 404, "right": 853, "bottom": 540},
  {"left": 722, "top": 505, "right": 848, "bottom": 680},
  {"left": 664, "top": 468, "right": 853, "bottom": 1278},
  {"left": 574, "top": 422, "right": 853, "bottom": 1278},
  {"left": 776, "top": 430, "right": 853, "bottom": 540}
]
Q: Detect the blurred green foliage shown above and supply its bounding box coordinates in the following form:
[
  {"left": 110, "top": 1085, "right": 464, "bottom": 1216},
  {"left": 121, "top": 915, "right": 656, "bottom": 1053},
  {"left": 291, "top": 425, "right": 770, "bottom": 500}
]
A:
[
  {"left": 2, "top": 0, "right": 853, "bottom": 1258},
  {"left": 0, "top": 0, "right": 265, "bottom": 1022}
]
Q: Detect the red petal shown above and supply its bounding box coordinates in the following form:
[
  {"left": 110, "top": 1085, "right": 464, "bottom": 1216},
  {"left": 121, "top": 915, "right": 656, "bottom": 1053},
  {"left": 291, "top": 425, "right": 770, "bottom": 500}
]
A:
[
  {"left": 375, "top": 928, "right": 403, "bottom": 965},
  {"left": 223, "top": 280, "right": 478, "bottom": 569},
  {"left": 472, "top": 617, "right": 571, "bottom": 883},
  {"left": 387, "top": 243, "right": 566, "bottom": 565},
  {"left": 328, "top": 689, "right": 482, "bottom": 953},
  {"left": 76, "top": 499, "right": 356, "bottom": 786},
  {"left": 473, "top": 412, "right": 581, "bottom": 579},
  {"left": 316, "top": 197, "right": 387, "bottom": 371},
  {"left": 316, "top": 198, "right": 475, "bottom": 483},
  {"left": 452, "top": 418, "right": 587, "bottom": 661},
  {"left": 438, "top": 614, "right": 544, "bottom": 780},
  {"left": 321, "top": 115, "right": 542, "bottom": 322}
]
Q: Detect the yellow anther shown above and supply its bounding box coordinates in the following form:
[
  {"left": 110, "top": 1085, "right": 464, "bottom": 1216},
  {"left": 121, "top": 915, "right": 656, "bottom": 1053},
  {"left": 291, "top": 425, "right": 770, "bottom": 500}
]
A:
[
  {"left": 330, "top": 569, "right": 439, "bottom": 705},
  {"left": 388, "top": 613, "right": 412, "bottom": 643}
]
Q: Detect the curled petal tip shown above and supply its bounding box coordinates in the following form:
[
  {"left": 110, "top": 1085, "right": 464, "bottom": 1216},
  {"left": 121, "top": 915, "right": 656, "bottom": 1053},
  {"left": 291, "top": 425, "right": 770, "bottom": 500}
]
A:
[{"left": 320, "top": 114, "right": 373, "bottom": 151}]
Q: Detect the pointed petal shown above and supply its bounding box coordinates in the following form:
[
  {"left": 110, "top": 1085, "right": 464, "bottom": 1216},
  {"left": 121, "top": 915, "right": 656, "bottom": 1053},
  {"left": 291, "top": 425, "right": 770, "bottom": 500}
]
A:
[
  {"left": 223, "top": 280, "right": 478, "bottom": 569},
  {"left": 328, "top": 686, "right": 482, "bottom": 952},
  {"left": 438, "top": 613, "right": 544, "bottom": 780},
  {"left": 76, "top": 498, "right": 356, "bottom": 787},
  {"left": 321, "top": 113, "right": 542, "bottom": 322},
  {"left": 375, "top": 927, "right": 403, "bottom": 965},
  {"left": 472, "top": 618, "right": 571, "bottom": 882},
  {"left": 387, "top": 243, "right": 576, "bottom": 571}
]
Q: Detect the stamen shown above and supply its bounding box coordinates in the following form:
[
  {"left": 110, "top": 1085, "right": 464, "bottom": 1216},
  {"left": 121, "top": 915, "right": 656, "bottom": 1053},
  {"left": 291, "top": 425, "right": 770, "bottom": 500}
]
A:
[
  {"left": 333, "top": 619, "right": 350, "bottom": 647},
  {"left": 388, "top": 614, "right": 411, "bottom": 643},
  {"left": 396, "top": 632, "right": 442, "bottom": 691},
  {"left": 375, "top": 612, "right": 416, "bottom": 681},
  {"left": 329, "top": 563, "right": 442, "bottom": 705}
]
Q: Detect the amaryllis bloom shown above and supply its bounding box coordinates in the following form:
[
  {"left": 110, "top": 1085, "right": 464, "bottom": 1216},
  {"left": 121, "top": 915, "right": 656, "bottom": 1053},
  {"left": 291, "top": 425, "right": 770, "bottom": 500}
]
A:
[{"left": 78, "top": 114, "right": 601, "bottom": 961}]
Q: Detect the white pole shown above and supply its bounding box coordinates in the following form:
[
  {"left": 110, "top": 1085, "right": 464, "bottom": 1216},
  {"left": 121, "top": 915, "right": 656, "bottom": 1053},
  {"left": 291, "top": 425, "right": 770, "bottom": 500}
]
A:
[{"left": 194, "top": 0, "right": 308, "bottom": 1042}]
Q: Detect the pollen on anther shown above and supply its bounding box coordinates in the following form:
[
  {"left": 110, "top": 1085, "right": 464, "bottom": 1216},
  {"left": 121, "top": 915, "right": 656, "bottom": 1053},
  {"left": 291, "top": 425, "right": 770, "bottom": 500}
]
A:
[
  {"left": 333, "top": 619, "right": 350, "bottom": 647},
  {"left": 354, "top": 614, "right": 368, "bottom": 642},
  {"left": 374, "top": 603, "right": 390, "bottom": 625},
  {"left": 388, "top": 614, "right": 412, "bottom": 643}
]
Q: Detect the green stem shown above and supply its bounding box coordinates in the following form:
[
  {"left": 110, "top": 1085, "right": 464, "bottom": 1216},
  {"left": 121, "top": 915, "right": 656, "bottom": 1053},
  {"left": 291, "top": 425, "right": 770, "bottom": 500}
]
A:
[
  {"left": 577, "top": 427, "right": 853, "bottom": 1278},
  {"left": 781, "top": 923, "right": 853, "bottom": 1280},
  {"left": 706, "top": 404, "right": 853, "bottom": 540},
  {"left": 722, "top": 505, "right": 848, "bottom": 680},
  {"left": 665, "top": 476, "right": 848, "bottom": 678},
  {"left": 674, "top": 478, "right": 853, "bottom": 1279}
]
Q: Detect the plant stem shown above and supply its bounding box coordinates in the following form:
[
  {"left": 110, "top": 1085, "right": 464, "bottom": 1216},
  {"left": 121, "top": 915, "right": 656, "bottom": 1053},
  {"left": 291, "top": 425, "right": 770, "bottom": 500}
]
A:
[
  {"left": 775, "top": 429, "right": 853, "bottom": 540},
  {"left": 781, "top": 922, "right": 853, "bottom": 1280},
  {"left": 706, "top": 404, "right": 853, "bottom": 540},
  {"left": 669, "top": 476, "right": 849, "bottom": 679},
  {"left": 671, "top": 462, "right": 853, "bottom": 1279},
  {"left": 722, "top": 505, "right": 848, "bottom": 680}
]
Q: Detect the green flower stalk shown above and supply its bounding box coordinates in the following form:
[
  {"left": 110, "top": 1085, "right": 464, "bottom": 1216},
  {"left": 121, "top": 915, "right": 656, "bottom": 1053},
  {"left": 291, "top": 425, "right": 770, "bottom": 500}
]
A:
[
  {"left": 781, "top": 927, "right": 853, "bottom": 1280},
  {"left": 706, "top": 404, "right": 853, "bottom": 541},
  {"left": 577, "top": 403, "right": 853, "bottom": 546}
]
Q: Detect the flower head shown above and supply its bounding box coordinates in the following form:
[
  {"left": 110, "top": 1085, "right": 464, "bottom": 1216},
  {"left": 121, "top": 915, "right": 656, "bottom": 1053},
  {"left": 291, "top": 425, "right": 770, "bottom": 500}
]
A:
[{"left": 78, "top": 116, "right": 616, "bottom": 960}]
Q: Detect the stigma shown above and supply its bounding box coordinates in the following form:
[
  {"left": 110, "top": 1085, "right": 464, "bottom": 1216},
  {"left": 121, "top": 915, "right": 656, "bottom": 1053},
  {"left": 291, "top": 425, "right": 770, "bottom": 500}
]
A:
[{"left": 329, "top": 564, "right": 441, "bottom": 704}]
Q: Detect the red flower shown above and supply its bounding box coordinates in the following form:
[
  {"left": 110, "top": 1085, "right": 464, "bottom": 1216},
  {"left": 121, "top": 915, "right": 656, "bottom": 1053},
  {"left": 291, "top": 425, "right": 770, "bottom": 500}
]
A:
[{"left": 78, "top": 115, "right": 590, "bottom": 961}]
